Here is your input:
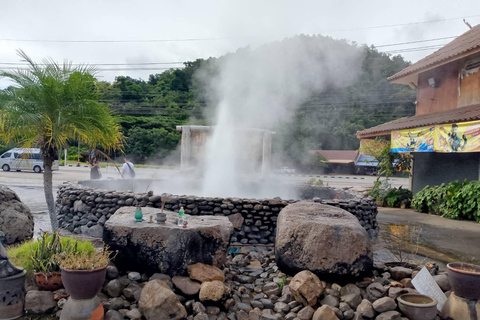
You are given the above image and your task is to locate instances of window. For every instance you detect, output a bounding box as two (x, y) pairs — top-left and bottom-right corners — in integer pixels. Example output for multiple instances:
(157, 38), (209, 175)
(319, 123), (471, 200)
(1, 152), (11, 158)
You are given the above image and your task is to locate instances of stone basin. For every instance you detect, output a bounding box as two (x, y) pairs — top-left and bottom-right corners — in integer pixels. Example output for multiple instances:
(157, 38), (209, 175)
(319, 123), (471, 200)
(103, 207), (233, 276)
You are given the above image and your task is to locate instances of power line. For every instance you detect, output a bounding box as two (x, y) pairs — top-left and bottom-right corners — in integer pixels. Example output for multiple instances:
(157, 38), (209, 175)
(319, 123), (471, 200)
(0, 15), (478, 44)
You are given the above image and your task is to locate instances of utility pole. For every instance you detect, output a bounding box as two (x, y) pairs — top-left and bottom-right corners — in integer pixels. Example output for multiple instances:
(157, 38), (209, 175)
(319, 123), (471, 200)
(76, 141), (80, 167)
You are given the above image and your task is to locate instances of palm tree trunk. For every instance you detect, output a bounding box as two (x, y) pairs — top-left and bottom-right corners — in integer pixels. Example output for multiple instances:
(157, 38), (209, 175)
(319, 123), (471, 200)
(43, 159), (59, 232)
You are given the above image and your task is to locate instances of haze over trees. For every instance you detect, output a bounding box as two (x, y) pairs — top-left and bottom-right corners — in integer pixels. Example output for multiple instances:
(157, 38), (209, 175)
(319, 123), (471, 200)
(0, 35), (416, 169)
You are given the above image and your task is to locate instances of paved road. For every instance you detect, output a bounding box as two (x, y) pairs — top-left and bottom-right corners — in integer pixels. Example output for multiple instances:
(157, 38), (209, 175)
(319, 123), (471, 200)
(377, 207), (480, 265)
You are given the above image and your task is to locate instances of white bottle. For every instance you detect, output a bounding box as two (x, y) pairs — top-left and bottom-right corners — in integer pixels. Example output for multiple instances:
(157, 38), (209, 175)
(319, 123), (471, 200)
(178, 207), (185, 227)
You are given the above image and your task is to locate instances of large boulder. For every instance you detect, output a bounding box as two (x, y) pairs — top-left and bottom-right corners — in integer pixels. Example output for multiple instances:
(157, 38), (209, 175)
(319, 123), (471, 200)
(139, 279), (187, 320)
(275, 201), (372, 281)
(104, 207), (233, 276)
(0, 187), (33, 245)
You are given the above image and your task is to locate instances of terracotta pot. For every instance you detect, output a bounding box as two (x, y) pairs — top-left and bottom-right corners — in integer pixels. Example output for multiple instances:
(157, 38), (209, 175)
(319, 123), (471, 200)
(376, 200), (383, 207)
(397, 293), (438, 320)
(61, 266), (107, 300)
(34, 272), (63, 291)
(447, 262), (480, 300)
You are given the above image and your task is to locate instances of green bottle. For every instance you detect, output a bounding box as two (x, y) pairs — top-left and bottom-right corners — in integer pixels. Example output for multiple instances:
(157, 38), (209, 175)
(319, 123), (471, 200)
(178, 207), (185, 227)
(135, 206), (143, 222)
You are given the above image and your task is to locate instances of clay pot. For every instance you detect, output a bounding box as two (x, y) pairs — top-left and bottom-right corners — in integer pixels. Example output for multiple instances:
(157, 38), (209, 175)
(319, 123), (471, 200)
(447, 262), (480, 300)
(61, 266), (107, 300)
(397, 293), (438, 320)
(34, 272), (63, 291)
(0, 269), (26, 320)
(376, 200), (383, 207)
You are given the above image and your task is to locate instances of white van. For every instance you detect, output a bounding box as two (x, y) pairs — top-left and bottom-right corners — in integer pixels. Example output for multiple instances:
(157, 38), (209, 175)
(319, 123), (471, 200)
(0, 148), (60, 173)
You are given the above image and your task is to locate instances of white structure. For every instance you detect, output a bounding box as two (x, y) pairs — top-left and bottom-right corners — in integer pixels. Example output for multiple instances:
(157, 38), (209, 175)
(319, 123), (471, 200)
(176, 125), (274, 176)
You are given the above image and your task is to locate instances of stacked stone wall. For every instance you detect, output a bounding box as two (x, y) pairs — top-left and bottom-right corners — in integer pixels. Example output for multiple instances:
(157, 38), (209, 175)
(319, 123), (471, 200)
(56, 181), (378, 242)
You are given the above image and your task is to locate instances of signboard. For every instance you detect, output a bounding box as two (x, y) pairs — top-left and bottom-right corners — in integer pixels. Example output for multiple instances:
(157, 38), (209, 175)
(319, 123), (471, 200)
(411, 267), (447, 311)
(391, 126), (435, 153)
(435, 120), (480, 152)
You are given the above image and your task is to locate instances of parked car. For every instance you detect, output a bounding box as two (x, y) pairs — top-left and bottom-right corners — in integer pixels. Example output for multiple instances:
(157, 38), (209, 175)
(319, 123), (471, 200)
(0, 148), (59, 173)
(274, 166), (296, 174)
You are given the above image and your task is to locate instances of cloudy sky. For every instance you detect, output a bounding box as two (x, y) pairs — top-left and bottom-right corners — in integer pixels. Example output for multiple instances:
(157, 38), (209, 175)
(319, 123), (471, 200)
(1, 0), (479, 88)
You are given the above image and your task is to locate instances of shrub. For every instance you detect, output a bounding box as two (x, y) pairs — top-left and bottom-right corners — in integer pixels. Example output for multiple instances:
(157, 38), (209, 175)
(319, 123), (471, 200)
(412, 180), (480, 222)
(56, 247), (115, 270)
(7, 232), (95, 276)
(384, 187), (413, 208)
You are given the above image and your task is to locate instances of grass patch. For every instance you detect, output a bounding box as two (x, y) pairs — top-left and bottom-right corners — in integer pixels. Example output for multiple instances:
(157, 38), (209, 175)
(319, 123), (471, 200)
(7, 236), (95, 277)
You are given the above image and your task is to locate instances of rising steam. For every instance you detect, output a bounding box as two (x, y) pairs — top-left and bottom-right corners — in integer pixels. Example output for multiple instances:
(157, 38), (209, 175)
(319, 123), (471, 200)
(198, 36), (365, 198)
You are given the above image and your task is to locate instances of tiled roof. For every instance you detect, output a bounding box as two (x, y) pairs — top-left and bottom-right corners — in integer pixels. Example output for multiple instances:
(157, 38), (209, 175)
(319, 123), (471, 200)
(388, 24), (480, 81)
(357, 104), (480, 137)
(310, 150), (359, 163)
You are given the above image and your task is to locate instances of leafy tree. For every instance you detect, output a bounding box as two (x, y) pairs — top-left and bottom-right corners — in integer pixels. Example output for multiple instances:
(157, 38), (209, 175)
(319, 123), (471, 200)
(0, 50), (123, 231)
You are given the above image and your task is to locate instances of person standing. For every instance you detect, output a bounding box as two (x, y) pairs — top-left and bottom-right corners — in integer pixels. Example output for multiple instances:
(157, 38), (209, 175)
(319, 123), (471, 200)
(122, 157), (135, 179)
(89, 157), (101, 179)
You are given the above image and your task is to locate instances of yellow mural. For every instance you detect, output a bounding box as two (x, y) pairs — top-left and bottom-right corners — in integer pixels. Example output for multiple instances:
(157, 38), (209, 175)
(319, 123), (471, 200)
(391, 126), (435, 153)
(435, 121), (480, 152)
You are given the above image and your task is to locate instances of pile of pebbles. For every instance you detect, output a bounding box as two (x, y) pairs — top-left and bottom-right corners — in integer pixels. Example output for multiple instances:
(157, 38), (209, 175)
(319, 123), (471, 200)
(23, 247), (451, 320)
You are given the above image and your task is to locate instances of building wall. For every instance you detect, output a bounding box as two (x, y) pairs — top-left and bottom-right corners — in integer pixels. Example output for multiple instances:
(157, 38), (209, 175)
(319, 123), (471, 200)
(458, 65), (480, 108)
(416, 61), (460, 115)
(412, 152), (480, 194)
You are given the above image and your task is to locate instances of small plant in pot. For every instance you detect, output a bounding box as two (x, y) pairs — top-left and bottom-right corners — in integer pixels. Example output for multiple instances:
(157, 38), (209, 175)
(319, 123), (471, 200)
(29, 232), (95, 291)
(56, 246), (117, 300)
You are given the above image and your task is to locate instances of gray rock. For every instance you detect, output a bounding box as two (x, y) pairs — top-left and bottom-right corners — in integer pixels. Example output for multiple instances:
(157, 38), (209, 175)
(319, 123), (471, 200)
(433, 274), (451, 292)
(275, 202), (372, 280)
(104, 207), (233, 276)
(126, 308), (142, 320)
(297, 306), (315, 320)
(25, 290), (57, 314)
(106, 265), (119, 279)
(375, 310), (401, 320)
(372, 297), (396, 313)
(139, 279), (187, 320)
(273, 301), (289, 313)
(194, 312), (209, 320)
(340, 284), (361, 297)
(173, 276), (202, 295)
(128, 272), (142, 281)
(341, 293), (362, 309)
(389, 267), (412, 280)
(0, 187), (34, 245)
(105, 310), (124, 320)
(321, 295), (339, 308)
(83, 224), (104, 238)
(356, 299), (375, 318)
(261, 309), (283, 320)
(106, 279), (127, 298)
(365, 282), (387, 302)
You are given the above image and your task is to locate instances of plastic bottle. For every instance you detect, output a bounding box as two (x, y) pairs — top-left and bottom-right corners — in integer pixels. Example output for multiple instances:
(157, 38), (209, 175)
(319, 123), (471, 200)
(178, 207), (185, 227)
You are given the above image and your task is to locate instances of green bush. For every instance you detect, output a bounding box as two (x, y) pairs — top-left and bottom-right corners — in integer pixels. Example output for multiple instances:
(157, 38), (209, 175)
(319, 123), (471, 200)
(412, 180), (480, 222)
(7, 232), (95, 276)
(384, 187), (413, 208)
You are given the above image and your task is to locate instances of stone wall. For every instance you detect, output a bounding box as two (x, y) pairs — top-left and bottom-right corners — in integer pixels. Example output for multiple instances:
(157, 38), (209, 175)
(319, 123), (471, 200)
(56, 181), (378, 242)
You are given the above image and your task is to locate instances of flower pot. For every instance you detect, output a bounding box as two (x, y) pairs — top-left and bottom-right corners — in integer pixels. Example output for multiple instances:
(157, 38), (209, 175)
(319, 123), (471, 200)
(35, 272), (63, 291)
(0, 269), (26, 320)
(376, 200), (383, 207)
(447, 262), (480, 300)
(397, 293), (438, 320)
(61, 266), (107, 300)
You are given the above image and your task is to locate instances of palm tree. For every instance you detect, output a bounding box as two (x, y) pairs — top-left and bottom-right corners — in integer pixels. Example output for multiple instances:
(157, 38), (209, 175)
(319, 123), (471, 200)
(0, 50), (123, 231)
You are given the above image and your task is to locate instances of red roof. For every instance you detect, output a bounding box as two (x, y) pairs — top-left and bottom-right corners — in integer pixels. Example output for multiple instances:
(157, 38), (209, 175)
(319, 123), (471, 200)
(357, 104), (480, 137)
(388, 24), (480, 82)
(310, 150), (359, 163)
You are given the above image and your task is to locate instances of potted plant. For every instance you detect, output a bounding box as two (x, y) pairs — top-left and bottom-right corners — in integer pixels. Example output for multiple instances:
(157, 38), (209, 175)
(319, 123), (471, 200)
(447, 262), (480, 300)
(29, 232), (95, 291)
(57, 247), (116, 299)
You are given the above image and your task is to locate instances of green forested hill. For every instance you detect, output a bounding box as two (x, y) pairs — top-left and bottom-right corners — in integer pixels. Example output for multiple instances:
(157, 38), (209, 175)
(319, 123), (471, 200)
(46, 35), (416, 165)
